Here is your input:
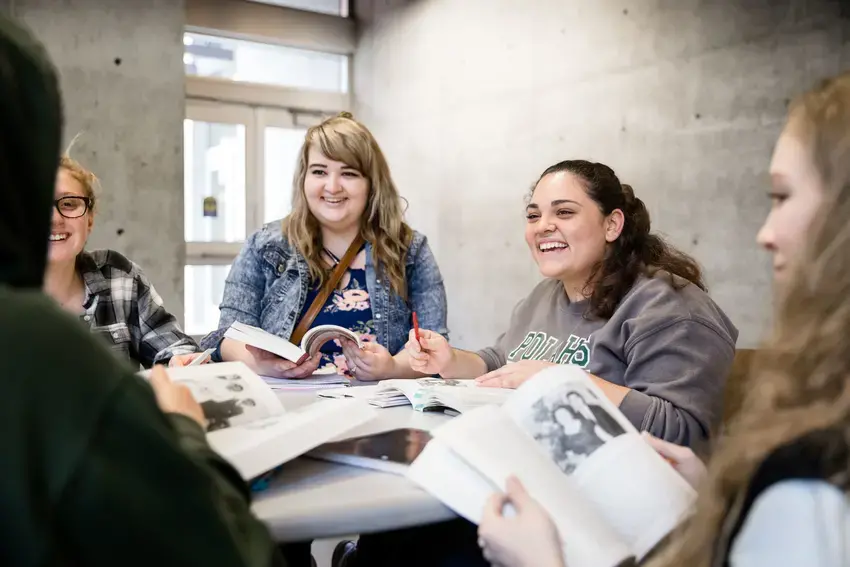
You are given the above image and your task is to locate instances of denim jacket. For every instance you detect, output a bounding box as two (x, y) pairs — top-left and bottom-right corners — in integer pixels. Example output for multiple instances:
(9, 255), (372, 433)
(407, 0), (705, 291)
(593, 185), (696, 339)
(201, 221), (449, 356)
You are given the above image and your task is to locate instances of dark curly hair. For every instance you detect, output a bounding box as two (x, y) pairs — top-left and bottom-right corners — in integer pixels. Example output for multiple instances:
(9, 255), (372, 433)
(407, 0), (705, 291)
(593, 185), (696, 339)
(532, 160), (706, 319)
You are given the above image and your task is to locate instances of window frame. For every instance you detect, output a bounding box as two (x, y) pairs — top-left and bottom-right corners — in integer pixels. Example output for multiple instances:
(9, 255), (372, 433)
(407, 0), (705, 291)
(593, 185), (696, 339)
(184, 100), (255, 262)
(185, 0), (355, 55)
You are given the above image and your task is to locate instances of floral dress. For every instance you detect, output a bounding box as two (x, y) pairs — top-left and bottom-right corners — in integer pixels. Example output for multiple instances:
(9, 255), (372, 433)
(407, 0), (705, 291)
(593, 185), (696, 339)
(298, 266), (376, 375)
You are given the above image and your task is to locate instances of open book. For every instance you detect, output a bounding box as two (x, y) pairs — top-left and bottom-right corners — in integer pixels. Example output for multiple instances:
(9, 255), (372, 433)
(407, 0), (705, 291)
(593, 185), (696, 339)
(407, 365), (696, 567)
(148, 361), (376, 480)
(318, 377), (514, 414)
(224, 321), (362, 365)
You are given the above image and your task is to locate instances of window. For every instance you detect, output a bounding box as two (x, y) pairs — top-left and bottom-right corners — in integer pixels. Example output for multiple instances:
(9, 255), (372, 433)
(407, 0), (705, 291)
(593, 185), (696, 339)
(184, 119), (247, 243)
(184, 101), (326, 336)
(245, 0), (349, 17)
(185, 264), (232, 337)
(264, 125), (307, 223)
(183, 17), (348, 335)
(184, 32), (348, 93)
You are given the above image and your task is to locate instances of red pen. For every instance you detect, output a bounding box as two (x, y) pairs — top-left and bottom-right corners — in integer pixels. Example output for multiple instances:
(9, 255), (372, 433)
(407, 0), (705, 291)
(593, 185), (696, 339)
(412, 311), (422, 343)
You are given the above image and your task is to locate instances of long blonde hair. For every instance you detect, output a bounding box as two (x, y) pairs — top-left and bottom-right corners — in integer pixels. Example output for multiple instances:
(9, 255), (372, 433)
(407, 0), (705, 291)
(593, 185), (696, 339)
(650, 72), (850, 566)
(283, 112), (413, 297)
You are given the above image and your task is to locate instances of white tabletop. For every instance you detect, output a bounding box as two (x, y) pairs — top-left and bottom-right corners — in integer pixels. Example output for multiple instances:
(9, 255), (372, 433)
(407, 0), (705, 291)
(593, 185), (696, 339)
(251, 389), (458, 542)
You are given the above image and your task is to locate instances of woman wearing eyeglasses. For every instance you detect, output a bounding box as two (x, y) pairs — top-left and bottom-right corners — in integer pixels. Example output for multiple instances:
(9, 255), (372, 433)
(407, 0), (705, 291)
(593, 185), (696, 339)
(43, 155), (203, 368)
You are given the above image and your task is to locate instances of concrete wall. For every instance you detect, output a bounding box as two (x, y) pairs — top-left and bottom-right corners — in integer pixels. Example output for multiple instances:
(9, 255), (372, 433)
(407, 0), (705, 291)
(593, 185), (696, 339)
(354, 0), (850, 349)
(3, 0), (187, 322)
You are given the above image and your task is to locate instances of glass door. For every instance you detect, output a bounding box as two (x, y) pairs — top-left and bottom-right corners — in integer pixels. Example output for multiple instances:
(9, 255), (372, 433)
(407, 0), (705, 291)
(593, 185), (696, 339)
(184, 101), (253, 336)
(183, 103), (327, 338)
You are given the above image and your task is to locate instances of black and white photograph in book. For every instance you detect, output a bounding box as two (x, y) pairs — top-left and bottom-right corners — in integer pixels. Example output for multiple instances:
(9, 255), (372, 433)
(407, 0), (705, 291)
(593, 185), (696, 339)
(179, 373), (265, 432)
(523, 383), (626, 474)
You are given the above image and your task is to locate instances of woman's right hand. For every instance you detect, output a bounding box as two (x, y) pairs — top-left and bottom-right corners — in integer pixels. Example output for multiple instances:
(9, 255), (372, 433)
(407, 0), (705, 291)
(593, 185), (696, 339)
(244, 345), (322, 379)
(149, 365), (207, 428)
(642, 432), (707, 488)
(478, 476), (565, 567)
(405, 328), (453, 375)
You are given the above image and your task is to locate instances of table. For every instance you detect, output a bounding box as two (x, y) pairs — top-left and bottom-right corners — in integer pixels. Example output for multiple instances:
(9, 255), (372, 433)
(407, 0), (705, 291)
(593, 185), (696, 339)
(251, 390), (458, 543)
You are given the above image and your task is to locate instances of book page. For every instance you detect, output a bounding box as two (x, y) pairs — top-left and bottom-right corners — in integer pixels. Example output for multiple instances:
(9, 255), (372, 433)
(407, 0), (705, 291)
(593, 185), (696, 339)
(300, 324), (362, 357)
(207, 398), (376, 480)
(225, 321), (308, 363)
(371, 378), (510, 413)
(146, 361), (283, 431)
(571, 432), (695, 560)
(503, 365), (636, 475)
(503, 365), (695, 558)
(407, 438), (500, 522)
(429, 405), (632, 567)
(430, 383), (513, 413)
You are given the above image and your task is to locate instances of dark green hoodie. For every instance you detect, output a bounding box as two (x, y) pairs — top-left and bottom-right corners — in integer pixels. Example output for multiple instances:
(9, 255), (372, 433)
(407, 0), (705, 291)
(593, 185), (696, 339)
(0, 16), (284, 567)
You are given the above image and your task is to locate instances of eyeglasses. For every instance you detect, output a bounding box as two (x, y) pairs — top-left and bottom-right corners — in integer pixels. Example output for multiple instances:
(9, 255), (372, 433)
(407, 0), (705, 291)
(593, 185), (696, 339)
(54, 196), (92, 219)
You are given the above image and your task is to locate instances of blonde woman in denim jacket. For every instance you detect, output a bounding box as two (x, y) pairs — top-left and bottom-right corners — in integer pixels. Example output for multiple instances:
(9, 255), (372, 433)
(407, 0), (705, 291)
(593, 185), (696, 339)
(201, 113), (448, 382)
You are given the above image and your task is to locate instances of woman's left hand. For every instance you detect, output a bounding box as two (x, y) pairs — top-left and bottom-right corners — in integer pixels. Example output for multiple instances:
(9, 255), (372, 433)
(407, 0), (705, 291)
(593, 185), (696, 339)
(340, 340), (396, 381)
(478, 476), (565, 567)
(475, 360), (555, 389)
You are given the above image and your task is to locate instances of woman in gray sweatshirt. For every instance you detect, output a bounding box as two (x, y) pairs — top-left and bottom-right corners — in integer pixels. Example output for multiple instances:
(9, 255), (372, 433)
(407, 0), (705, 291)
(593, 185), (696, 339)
(408, 160), (738, 447)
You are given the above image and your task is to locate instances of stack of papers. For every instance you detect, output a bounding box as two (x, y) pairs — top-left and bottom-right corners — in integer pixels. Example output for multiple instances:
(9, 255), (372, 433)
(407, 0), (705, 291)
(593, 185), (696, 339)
(368, 388), (421, 408)
(263, 373), (350, 391)
(318, 378), (514, 414)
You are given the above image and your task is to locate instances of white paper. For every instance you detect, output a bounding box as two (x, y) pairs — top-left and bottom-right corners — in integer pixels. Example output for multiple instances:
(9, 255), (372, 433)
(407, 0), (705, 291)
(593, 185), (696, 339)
(505, 365), (694, 558)
(154, 361), (284, 431)
(409, 365), (694, 565)
(407, 439), (499, 522)
(572, 433), (696, 559)
(368, 378), (513, 413)
(429, 384), (514, 413)
(208, 398), (377, 480)
(225, 321), (307, 363)
(263, 373), (350, 391)
(300, 324), (362, 357)
(431, 406), (632, 567)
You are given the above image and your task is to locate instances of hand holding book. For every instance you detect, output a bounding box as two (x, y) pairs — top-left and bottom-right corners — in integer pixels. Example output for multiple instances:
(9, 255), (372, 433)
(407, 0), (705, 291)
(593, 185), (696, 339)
(476, 439), (703, 567)
(244, 345), (322, 379)
(339, 339), (396, 380)
(478, 475), (566, 567)
(408, 365), (697, 567)
(224, 322), (360, 379)
(143, 361), (376, 481)
(148, 365), (207, 428)
(642, 433), (706, 488)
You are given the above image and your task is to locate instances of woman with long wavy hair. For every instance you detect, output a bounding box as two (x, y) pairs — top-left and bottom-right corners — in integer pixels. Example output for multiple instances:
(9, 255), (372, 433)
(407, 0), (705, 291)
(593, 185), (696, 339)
(202, 112), (448, 381)
(475, 71), (850, 567)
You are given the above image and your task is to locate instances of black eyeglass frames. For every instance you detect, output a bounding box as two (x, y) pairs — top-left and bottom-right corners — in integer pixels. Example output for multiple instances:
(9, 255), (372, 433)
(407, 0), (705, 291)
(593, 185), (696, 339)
(54, 196), (92, 219)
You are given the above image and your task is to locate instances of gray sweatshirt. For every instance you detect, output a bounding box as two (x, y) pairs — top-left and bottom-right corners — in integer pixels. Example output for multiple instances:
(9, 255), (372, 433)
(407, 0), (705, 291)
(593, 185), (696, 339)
(478, 273), (738, 447)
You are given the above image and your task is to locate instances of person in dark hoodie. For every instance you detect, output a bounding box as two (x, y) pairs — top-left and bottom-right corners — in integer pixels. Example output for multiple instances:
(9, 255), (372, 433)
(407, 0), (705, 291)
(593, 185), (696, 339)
(0, 15), (285, 567)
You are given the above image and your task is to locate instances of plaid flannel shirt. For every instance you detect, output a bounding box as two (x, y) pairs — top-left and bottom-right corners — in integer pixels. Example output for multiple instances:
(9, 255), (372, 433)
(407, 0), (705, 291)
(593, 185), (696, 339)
(77, 250), (198, 368)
